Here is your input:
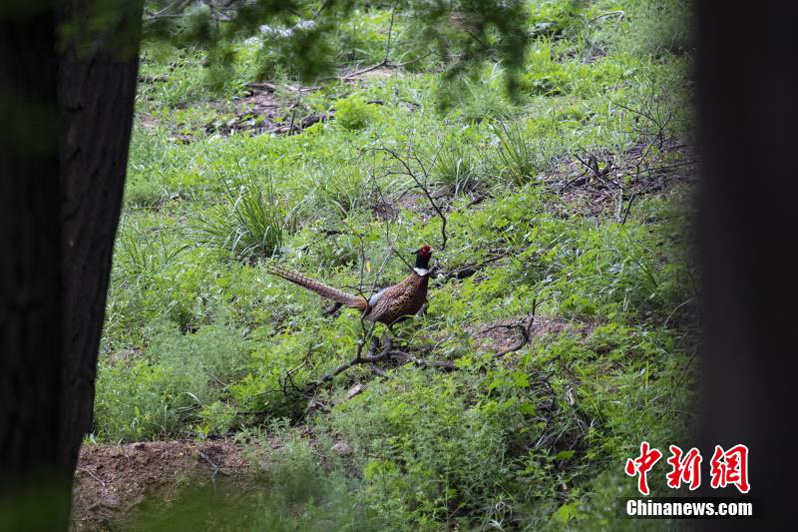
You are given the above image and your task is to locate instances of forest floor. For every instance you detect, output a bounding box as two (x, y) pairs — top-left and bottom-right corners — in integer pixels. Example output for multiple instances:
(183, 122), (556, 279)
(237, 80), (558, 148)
(72, 441), (250, 530)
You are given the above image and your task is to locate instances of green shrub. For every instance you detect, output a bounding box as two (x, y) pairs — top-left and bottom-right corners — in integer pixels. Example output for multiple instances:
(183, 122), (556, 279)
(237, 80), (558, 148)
(323, 370), (525, 526)
(94, 323), (251, 441)
(617, 0), (694, 58)
(521, 68), (570, 96)
(315, 162), (369, 216)
(335, 94), (375, 130)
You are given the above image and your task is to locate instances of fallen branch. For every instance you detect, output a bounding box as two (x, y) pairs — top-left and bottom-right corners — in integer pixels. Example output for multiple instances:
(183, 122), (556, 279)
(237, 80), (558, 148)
(437, 255), (503, 282)
(272, 111), (335, 135)
(391, 351), (456, 371)
(305, 335), (394, 392)
(341, 59), (390, 80)
(246, 82), (277, 93)
(590, 10), (625, 23)
(198, 450), (229, 477)
(78, 467), (106, 487)
(478, 302), (537, 358)
(574, 154), (620, 189)
(137, 75), (167, 84)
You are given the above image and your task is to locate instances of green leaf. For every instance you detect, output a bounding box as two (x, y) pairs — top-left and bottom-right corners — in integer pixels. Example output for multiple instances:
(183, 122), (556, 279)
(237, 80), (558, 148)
(555, 450), (575, 461)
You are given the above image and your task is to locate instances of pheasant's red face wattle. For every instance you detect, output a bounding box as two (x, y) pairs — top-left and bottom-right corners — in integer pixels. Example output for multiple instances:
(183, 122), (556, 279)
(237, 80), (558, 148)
(414, 245), (432, 270)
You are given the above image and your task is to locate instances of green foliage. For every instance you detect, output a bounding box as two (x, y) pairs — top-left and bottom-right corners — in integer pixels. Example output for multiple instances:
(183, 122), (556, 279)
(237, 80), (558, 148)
(492, 121), (545, 185)
(325, 371), (519, 525)
(196, 175), (288, 259)
(314, 162), (370, 216)
(527, 0), (589, 40)
(436, 70), (514, 122)
(334, 94), (375, 130)
(96, 0), (697, 528)
(143, 0), (533, 94)
(115, 219), (187, 286)
(432, 139), (481, 195)
(95, 323), (251, 441)
(617, 0), (694, 58)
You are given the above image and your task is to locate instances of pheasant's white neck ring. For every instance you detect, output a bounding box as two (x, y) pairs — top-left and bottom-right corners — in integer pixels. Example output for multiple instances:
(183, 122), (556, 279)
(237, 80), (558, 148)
(413, 245), (433, 276)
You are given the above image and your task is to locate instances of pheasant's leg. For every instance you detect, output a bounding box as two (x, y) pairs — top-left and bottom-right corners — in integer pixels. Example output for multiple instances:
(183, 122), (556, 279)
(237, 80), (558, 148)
(414, 302), (429, 318)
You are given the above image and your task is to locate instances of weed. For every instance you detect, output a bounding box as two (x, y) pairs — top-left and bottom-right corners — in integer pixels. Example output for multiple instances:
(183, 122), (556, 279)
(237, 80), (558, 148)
(196, 175), (287, 259)
(314, 162), (370, 217)
(432, 141), (481, 196)
(95, 1), (697, 528)
(115, 219), (187, 286)
(492, 121), (545, 185)
(94, 322), (250, 441)
(335, 94), (376, 130)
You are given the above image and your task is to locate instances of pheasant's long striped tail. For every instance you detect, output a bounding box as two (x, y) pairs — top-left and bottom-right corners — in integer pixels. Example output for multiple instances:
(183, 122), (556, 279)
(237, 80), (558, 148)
(266, 264), (367, 310)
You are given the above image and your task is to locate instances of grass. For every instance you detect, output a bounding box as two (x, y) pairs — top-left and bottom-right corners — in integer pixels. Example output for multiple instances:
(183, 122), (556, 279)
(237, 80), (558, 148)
(93, 0), (697, 528)
(432, 140), (482, 196)
(196, 175), (288, 259)
(493, 121), (545, 186)
(314, 162), (371, 217)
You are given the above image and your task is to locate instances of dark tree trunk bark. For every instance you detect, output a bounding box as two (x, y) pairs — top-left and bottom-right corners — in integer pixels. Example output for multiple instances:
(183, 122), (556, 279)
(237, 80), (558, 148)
(56, 0), (142, 469)
(0, 1), (142, 528)
(0, 3), (66, 524)
(694, 1), (797, 528)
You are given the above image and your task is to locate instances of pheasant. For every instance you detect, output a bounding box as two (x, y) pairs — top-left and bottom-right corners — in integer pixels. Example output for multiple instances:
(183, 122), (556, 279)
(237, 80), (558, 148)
(266, 245), (433, 327)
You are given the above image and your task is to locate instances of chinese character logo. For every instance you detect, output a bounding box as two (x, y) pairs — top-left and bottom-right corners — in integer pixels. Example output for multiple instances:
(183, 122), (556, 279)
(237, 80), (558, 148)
(625, 441), (663, 496)
(710, 444), (751, 494)
(666, 445), (703, 491)
(625, 442), (751, 495)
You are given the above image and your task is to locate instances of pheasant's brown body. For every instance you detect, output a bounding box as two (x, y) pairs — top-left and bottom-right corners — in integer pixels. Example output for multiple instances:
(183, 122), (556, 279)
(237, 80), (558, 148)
(266, 246), (432, 326)
(361, 272), (429, 324)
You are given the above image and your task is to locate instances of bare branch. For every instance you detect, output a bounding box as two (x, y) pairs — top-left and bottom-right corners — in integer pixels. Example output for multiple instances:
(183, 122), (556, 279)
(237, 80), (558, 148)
(384, 1), (399, 63)
(373, 142), (449, 251)
(478, 300), (537, 358)
(304, 335), (394, 392)
(589, 10), (625, 23)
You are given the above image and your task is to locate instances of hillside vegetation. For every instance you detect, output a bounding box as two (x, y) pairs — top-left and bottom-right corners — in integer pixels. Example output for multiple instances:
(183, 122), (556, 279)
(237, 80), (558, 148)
(89, 0), (697, 528)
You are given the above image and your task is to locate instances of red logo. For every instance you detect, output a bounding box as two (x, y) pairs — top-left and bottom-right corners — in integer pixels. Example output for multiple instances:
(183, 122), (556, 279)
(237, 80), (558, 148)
(625, 441), (663, 496)
(710, 444), (751, 494)
(626, 442), (750, 495)
(666, 445), (703, 491)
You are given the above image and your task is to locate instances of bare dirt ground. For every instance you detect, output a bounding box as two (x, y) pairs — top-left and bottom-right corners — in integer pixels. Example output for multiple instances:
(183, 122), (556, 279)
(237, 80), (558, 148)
(548, 138), (696, 219)
(71, 440), (249, 531)
(473, 315), (596, 355)
(171, 67), (395, 140)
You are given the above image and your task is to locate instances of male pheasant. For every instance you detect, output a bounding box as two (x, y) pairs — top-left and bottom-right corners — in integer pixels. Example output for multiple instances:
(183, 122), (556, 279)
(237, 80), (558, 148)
(266, 245), (433, 326)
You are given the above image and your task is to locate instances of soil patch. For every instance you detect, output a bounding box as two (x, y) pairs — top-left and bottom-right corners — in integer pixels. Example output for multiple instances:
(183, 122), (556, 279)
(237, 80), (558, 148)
(548, 138), (696, 218)
(473, 315), (595, 355)
(71, 440), (249, 531)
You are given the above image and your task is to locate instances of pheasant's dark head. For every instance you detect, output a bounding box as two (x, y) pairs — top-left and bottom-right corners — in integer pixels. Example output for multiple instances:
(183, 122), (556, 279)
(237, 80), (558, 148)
(413, 245), (432, 275)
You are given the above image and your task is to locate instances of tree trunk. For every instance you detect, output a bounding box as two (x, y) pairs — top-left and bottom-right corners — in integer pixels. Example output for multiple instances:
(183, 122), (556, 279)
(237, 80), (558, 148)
(694, 1), (797, 528)
(56, 0), (142, 468)
(0, 3), (67, 525)
(0, 1), (142, 528)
